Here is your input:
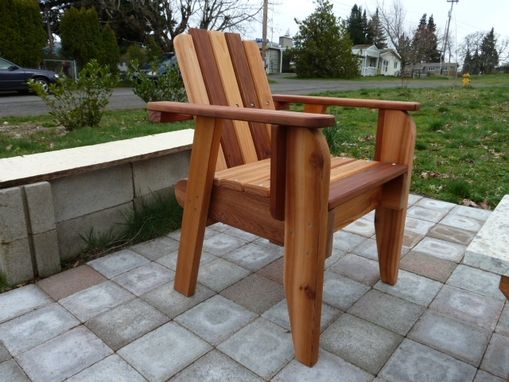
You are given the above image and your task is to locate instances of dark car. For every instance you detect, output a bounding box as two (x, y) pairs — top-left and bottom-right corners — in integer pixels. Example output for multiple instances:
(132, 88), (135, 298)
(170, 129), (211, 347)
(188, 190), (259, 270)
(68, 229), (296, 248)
(0, 57), (59, 93)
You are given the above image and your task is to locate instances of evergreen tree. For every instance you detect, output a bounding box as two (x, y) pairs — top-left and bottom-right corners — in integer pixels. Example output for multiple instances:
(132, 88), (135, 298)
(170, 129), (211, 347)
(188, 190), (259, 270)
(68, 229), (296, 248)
(411, 14), (440, 63)
(294, 0), (358, 78)
(99, 24), (120, 73)
(367, 8), (386, 48)
(346, 4), (368, 45)
(60, 7), (102, 67)
(0, 0), (46, 67)
(479, 28), (499, 73)
(463, 48), (472, 73)
(472, 49), (481, 74)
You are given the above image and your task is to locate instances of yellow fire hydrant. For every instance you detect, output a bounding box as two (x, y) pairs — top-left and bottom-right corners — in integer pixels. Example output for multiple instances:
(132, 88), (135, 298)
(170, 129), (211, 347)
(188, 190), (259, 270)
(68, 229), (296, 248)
(463, 73), (471, 87)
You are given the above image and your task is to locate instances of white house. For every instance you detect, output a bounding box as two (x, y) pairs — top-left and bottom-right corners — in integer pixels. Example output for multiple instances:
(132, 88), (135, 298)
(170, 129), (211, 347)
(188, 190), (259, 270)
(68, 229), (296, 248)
(352, 44), (379, 76)
(379, 49), (401, 76)
(352, 44), (401, 77)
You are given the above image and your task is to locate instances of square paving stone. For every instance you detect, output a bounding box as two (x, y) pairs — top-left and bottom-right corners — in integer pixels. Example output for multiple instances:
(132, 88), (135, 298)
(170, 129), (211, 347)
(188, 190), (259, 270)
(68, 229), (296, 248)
(262, 299), (339, 332)
(171, 350), (263, 382)
(0, 285), (52, 324)
(17, 326), (112, 382)
(332, 231), (365, 253)
(176, 295), (256, 345)
(348, 290), (424, 335)
(380, 339), (476, 382)
(0, 341), (10, 363)
(156, 250), (216, 271)
(323, 271), (370, 311)
(408, 194), (423, 205)
(272, 349), (373, 382)
(59, 281), (134, 322)
(130, 236), (180, 261)
(352, 238), (378, 261)
(430, 285), (504, 330)
(85, 298), (168, 350)
(402, 230), (424, 250)
(412, 237), (466, 262)
(112, 262), (175, 296)
(202, 232), (248, 257)
(416, 198), (456, 212)
(495, 304), (509, 337)
(450, 205), (491, 222)
(87, 249), (149, 279)
(0, 303), (79, 356)
(223, 242), (283, 271)
(221, 273), (285, 314)
(441, 214), (484, 233)
(257, 257), (284, 284)
(408, 311), (491, 366)
(118, 322), (211, 382)
(321, 313), (403, 375)
(405, 217), (436, 235)
(480, 333), (509, 379)
(66, 354), (146, 382)
(428, 224), (476, 245)
(222, 226), (260, 242)
(447, 265), (506, 300)
(198, 258), (250, 292)
(407, 206), (448, 223)
(400, 252), (456, 283)
(167, 227), (220, 241)
(141, 283), (214, 319)
(330, 254), (381, 286)
(343, 219), (375, 238)
(474, 370), (506, 382)
(218, 318), (294, 380)
(37, 265), (106, 301)
(325, 248), (347, 268)
(374, 270), (442, 306)
(0, 359), (29, 382)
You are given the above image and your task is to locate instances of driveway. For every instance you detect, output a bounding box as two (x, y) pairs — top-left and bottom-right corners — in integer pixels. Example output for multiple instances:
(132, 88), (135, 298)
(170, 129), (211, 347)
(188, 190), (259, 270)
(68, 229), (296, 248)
(0, 75), (460, 118)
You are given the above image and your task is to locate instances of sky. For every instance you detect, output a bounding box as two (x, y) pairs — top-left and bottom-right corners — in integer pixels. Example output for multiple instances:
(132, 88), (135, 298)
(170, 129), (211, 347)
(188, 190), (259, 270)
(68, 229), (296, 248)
(247, 0), (509, 62)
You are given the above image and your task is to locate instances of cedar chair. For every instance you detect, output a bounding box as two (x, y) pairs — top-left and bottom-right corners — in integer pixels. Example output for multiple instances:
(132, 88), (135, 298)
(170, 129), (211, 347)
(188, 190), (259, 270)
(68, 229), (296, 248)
(147, 28), (420, 366)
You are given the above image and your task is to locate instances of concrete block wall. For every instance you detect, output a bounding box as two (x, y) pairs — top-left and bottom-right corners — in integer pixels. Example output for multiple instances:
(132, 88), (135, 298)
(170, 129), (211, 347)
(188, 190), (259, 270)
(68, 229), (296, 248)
(0, 139), (191, 285)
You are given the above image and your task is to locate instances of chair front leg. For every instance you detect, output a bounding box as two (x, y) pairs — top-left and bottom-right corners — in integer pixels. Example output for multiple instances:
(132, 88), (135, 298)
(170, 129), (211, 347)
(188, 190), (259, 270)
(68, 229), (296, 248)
(174, 117), (223, 296)
(284, 127), (331, 366)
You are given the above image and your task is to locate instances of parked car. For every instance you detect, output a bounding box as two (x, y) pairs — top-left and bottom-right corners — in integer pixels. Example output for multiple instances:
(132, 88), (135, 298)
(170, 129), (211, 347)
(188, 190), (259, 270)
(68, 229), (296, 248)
(0, 57), (59, 93)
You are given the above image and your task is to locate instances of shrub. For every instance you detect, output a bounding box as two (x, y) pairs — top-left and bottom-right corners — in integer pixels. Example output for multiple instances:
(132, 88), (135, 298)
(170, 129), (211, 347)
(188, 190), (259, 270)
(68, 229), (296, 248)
(128, 60), (186, 103)
(30, 60), (118, 130)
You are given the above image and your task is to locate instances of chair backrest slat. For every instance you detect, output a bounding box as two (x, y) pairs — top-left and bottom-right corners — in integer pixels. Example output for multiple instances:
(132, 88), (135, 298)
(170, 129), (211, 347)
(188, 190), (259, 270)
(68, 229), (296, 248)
(225, 33), (271, 160)
(176, 29), (274, 169)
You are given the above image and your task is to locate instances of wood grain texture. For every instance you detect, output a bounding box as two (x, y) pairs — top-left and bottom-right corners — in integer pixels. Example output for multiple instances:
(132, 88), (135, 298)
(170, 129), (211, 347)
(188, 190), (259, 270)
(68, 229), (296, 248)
(226, 33), (271, 160)
(148, 101), (336, 128)
(174, 117), (223, 296)
(273, 94), (421, 111)
(174, 34), (227, 171)
(284, 127), (330, 366)
(244, 40), (274, 139)
(209, 31), (258, 164)
(271, 125), (287, 220)
(189, 28), (244, 167)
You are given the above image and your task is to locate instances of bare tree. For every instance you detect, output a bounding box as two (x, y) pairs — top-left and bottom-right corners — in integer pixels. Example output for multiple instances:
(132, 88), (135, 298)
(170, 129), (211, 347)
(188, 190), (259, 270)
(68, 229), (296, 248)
(377, 0), (412, 74)
(198, 0), (262, 32)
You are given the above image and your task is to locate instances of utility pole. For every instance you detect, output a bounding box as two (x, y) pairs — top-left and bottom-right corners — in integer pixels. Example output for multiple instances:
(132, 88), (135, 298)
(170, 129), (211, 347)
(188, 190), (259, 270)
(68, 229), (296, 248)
(441, 0), (459, 71)
(261, 0), (269, 70)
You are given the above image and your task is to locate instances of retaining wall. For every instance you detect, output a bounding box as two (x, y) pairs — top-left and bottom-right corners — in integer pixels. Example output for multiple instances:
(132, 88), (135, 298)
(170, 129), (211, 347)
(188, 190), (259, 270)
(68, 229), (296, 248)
(0, 130), (193, 285)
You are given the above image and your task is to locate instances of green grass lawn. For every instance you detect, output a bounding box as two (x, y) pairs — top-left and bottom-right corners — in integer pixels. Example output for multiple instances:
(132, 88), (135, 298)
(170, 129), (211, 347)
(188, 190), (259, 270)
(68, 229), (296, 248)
(0, 109), (193, 158)
(1, 75), (508, 208)
(320, 84), (508, 208)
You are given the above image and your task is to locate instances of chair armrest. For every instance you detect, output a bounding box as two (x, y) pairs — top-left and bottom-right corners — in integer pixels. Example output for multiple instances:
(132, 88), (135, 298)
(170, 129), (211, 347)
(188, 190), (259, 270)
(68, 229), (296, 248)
(272, 94), (420, 111)
(147, 101), (336, 128)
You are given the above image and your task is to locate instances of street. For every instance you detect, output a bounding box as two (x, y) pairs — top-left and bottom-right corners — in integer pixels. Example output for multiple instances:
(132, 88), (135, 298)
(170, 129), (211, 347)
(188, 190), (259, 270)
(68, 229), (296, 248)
(0, 74), (460, 118)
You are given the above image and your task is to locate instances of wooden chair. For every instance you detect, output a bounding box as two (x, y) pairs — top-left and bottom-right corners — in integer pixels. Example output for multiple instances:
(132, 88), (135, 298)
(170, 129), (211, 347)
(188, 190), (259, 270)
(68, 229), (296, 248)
(147, 28), (420, 366)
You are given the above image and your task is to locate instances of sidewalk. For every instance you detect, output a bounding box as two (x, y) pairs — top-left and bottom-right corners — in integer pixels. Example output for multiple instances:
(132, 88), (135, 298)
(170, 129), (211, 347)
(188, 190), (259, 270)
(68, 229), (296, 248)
(0, 195), (507, 381)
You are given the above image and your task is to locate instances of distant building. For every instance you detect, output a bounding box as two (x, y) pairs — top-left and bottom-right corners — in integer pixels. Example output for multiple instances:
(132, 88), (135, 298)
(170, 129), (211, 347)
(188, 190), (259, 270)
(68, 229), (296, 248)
(256, 37), (291, 74)
(405, 62), (458, 77)
(352, 44), (401, 77)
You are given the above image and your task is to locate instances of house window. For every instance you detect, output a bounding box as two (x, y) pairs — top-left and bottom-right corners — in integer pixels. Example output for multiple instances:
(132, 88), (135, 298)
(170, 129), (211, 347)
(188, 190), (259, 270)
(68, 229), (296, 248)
(383, 60), (388, 72)
(394, 62), (398, 69)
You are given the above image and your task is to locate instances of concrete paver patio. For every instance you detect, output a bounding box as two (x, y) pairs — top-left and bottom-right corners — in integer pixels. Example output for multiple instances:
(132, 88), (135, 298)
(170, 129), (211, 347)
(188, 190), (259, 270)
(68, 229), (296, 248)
(0, 195), (507, 381)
